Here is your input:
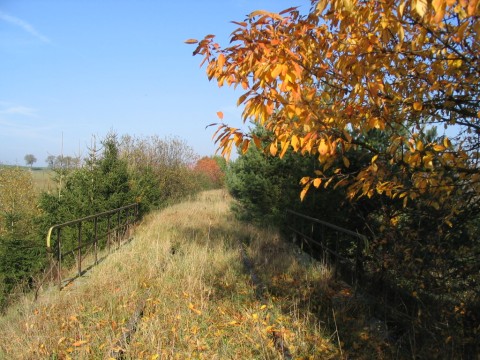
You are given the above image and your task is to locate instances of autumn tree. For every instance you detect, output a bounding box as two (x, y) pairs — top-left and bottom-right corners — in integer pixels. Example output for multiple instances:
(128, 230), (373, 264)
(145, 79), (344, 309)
(194, 156), (225, 189)
(189, 0), (479, 225)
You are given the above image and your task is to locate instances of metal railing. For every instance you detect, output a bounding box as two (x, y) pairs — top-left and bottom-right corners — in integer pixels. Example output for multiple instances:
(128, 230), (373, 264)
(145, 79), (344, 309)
(46, 203), (139, 289)
(286, 209), (368, 286)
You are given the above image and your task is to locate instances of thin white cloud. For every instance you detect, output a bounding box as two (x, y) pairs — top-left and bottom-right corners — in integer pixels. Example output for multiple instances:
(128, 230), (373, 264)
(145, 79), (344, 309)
(0, 11), (51, 43)
(0, 105), (38, 117)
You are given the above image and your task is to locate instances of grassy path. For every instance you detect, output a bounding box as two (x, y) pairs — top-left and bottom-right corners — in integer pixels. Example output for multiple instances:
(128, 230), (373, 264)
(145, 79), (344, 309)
(0, 190), (389, 359)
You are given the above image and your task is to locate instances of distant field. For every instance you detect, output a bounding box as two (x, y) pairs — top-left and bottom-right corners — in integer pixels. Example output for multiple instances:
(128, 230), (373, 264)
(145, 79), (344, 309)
(0, 165), (55, 193)
(30, 168), (55, 193)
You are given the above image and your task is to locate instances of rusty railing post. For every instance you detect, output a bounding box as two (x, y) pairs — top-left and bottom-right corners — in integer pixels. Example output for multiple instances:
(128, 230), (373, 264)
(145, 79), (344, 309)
(78, 222), (82, 276)
(94, 216), (98, 265)
(57, 228), (62, 290)
(354, 235), (364, 290)
(335, 233), (339, 279)
(116, 210), (121, 248)
(107, 215), (111, 253)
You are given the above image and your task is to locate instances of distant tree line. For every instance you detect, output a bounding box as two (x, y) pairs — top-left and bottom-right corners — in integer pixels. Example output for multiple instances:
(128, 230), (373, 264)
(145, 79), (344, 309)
(45, 154), (81, 170)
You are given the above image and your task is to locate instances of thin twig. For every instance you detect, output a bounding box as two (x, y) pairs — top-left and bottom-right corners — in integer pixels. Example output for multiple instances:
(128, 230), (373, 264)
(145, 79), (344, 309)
(332, 308), (343, 358)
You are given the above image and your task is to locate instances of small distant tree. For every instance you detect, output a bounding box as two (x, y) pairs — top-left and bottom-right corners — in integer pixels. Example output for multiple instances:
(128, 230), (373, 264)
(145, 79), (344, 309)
(24, 154), (37, 169)
(45, 155), (55, 169)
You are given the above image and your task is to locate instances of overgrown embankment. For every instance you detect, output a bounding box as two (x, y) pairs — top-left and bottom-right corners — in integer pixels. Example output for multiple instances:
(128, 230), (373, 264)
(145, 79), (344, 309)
(0, 190), (390, 359)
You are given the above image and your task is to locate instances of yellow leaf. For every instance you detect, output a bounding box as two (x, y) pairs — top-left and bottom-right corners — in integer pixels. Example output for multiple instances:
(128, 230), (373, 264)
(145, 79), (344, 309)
(416, 140), (424, 151)
(72, 340), (88, 347)
(313, 178), (322, 188)
(271, 64), (283, 79)
(279, 141), (289, 158)
(250, 10), (279, 19)
(291, 135), (300, 151)
(316, 0), (328, 13)
(216, 111), (224, 120)
(233, 133), (242, 146)
(241, 139), (250, 154)
(300, 176), (310, 185)
(217, 53), (226, 68)
(456, 20), (470, 42)
(398, 1), (406, 16)
(433, 144), (446, 151)
(415, 0), (428, 17)
(188, 303), (202, 315)
(413, 101), (423, 111)
(342, 156), (350, 168)
(252, 135), (262, 148)
(260, 304), (267, 310)
(300, 183), (311, 201)
(270, 142), (278, 156)
(443, 137), (452, 148)
(318, 139), (328, 155)
(432, 0), (446, 22)
(184, 38), (198, 44)
(468, 0), (478, 16)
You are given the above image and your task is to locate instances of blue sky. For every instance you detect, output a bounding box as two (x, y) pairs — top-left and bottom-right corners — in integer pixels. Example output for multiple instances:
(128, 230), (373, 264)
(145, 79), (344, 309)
(0, 0), (306, 166)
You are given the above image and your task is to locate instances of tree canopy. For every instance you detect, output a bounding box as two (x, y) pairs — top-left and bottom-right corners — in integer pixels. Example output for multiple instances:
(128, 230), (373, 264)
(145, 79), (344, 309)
(189, 0), (480, 225)
(24, 154), (37, 168)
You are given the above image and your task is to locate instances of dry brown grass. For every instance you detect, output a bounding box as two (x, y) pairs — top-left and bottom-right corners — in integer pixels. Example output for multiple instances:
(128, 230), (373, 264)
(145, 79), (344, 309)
(30, 169), (56, 193)
(0, 190), (340, 359)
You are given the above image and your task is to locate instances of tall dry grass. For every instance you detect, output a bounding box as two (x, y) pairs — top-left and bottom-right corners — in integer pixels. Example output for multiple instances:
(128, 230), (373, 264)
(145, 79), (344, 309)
(0, 190), (339, 359)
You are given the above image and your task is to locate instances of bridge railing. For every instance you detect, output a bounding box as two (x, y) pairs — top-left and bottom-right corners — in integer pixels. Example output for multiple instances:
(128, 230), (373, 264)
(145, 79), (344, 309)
(46, 203), (139, 289)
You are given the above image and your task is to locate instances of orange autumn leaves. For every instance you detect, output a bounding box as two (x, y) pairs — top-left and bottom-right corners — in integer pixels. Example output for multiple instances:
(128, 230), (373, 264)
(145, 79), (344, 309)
(194, 156), (225, 189)
(189, 0), (479, 213)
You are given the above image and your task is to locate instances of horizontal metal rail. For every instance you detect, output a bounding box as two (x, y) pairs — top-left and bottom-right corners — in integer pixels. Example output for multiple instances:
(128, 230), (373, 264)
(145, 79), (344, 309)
(285, 209), (367, 287)
(46, 203), (138, 249)
(46, 203), (139, 289)
(287, 226), (353, 264)
(286, 209), (367, 241)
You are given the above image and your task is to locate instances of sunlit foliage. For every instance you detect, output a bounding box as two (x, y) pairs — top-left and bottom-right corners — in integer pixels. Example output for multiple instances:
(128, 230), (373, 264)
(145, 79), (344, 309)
(190, 0), (479, 224)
